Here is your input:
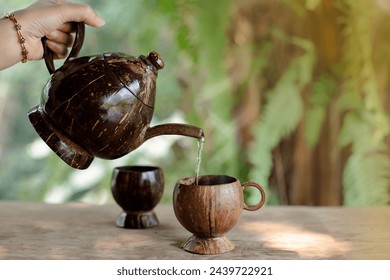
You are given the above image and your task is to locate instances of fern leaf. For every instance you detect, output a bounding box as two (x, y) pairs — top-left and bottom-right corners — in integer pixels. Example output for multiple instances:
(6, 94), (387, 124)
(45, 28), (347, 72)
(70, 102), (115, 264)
(343, 152), (390, 205)
(304, 75), (336, 147)
(249, 46), (314, 201)
(340, 113), (390, 205)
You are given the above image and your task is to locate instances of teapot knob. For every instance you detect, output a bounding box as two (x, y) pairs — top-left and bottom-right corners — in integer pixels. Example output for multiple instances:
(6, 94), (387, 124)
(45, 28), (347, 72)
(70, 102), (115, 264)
(147, 51), (164, 70)
(42, 22), (85, 74)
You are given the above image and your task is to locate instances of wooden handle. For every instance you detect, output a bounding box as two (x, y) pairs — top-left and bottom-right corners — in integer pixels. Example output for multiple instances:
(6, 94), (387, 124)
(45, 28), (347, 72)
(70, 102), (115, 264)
(242, 181), (266, 211)
(42, 22), (85, 74)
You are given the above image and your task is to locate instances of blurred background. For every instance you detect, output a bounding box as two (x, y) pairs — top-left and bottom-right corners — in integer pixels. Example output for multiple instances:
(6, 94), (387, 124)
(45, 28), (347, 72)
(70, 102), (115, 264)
(0, 0), (389, 206)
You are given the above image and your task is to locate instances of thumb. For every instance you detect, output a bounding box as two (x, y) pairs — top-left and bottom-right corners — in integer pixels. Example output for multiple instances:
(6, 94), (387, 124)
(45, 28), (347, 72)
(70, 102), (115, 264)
(60, 2), (105, 28)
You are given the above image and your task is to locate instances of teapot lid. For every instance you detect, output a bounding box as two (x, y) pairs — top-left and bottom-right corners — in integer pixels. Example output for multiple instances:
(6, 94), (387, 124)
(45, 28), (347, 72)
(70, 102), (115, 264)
(103, 52), (164, 108)
(42, 22), (164, 109)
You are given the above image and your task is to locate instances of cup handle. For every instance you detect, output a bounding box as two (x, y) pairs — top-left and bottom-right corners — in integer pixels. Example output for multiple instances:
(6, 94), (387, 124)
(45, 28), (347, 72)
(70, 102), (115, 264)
(242, 181), (266, 211)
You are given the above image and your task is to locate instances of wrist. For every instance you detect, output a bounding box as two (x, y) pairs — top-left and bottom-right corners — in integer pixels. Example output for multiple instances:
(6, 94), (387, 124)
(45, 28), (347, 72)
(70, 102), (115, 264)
(0, 16), (24, 69)
(12, 10), (44, 61)
(2, 13), (29, 63)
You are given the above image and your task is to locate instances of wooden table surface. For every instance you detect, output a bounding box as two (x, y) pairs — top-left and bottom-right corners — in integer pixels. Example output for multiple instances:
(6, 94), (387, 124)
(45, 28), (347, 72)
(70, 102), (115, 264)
(0, 201), (389, 260)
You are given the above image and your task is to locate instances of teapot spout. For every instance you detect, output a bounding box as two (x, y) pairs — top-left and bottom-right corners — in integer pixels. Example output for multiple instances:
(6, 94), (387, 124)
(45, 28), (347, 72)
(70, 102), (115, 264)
(145, 123), (204, 142)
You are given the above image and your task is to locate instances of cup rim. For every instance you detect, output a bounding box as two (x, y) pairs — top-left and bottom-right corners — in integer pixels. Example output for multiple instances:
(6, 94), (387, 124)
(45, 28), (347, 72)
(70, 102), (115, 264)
(177, 174), (237, 186)
(114, 165), (161, 173)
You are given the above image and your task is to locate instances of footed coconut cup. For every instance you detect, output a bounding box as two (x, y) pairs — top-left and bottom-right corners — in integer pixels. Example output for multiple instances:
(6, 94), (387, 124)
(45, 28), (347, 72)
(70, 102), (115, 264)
(173, 175), (266, 255)
(111, 166), (164, 229)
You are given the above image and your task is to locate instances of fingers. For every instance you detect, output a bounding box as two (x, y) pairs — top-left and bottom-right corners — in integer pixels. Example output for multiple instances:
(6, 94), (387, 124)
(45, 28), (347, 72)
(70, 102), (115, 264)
(46, 3), (105, 60)
(46, 29), (73, 47)
(57, 22), (74, 33)
(61, 3), (105, 28)
(45, 40), (69, 59)
(45, 26), (73, 59)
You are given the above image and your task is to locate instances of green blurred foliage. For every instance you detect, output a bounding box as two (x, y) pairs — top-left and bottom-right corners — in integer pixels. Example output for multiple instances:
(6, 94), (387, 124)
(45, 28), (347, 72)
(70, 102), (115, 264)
(0, 0), (389, 206)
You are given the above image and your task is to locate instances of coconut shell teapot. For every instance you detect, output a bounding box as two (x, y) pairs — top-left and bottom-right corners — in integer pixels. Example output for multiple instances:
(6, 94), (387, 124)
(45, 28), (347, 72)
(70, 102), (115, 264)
(28, 23), (204, 169)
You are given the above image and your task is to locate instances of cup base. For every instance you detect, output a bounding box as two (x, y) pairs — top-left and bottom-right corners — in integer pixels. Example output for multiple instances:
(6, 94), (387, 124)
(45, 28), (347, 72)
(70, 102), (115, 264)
(181, 235), (234, 255)
(116, 211), (159, 229)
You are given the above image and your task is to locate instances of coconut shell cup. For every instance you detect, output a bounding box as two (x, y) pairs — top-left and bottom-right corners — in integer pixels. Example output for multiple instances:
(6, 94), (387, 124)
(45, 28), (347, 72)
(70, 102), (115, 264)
(173, 175), (266, 255)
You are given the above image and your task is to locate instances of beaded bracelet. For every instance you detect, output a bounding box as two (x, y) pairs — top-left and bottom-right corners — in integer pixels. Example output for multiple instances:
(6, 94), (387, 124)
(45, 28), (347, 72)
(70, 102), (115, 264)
(2, 13), (29, 63)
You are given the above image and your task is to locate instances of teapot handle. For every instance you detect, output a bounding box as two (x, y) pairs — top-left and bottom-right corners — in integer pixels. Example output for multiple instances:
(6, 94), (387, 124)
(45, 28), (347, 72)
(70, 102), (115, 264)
(41, 22), (85, 74)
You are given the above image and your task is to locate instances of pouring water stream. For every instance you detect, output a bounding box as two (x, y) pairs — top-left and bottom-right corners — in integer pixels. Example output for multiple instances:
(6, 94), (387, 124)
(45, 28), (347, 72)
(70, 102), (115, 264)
(195, 136), (205, 185)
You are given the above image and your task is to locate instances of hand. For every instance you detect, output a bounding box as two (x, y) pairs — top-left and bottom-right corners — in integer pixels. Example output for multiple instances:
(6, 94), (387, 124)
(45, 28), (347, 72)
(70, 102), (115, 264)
(0, 0), (105, 70)
(17, 0), (105, 60)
